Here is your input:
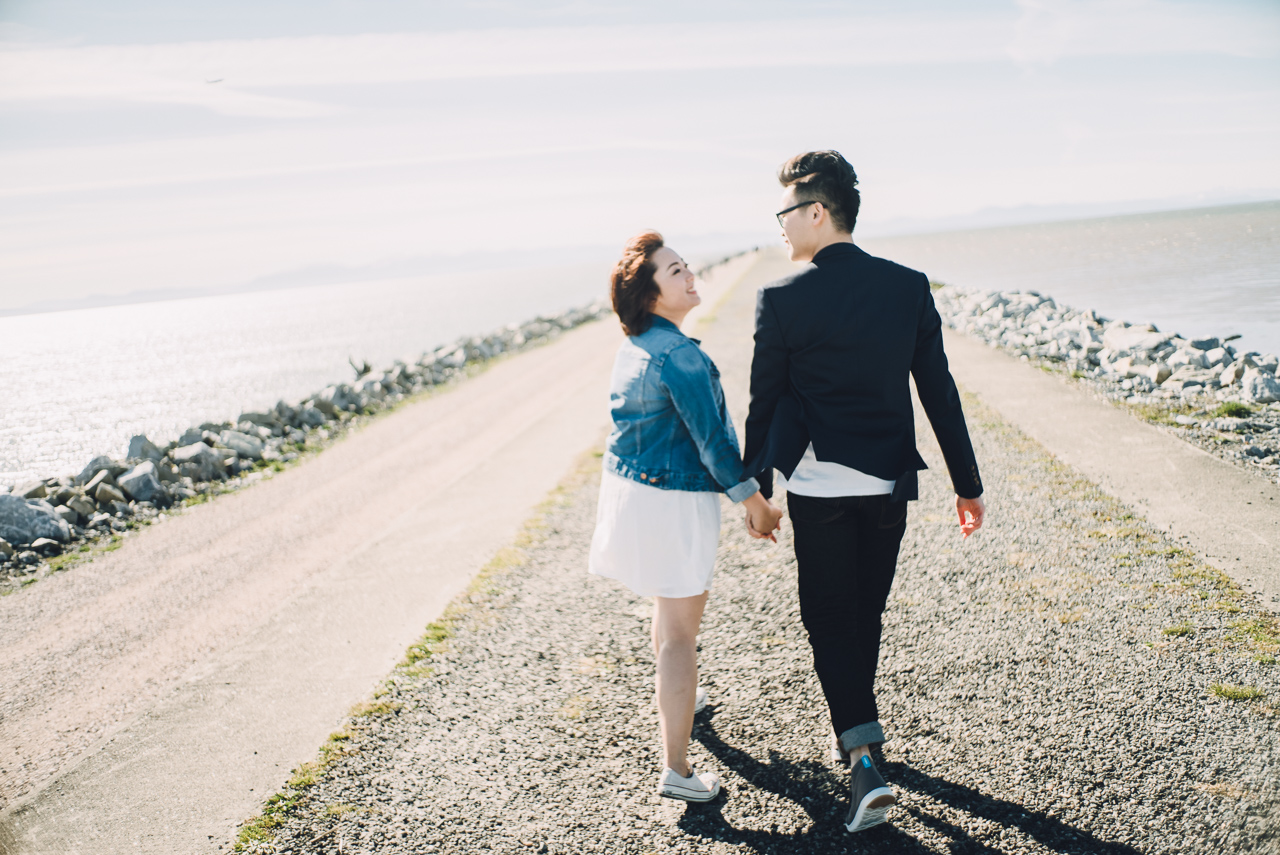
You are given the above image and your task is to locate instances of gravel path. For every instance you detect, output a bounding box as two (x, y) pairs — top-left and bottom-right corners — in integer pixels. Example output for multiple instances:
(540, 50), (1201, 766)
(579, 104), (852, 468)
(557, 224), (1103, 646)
(234, 265), (1279, 855)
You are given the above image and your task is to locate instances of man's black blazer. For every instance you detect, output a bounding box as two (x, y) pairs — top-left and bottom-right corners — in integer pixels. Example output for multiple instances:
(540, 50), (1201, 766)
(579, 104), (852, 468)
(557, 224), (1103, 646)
(744, 242), (982, 502)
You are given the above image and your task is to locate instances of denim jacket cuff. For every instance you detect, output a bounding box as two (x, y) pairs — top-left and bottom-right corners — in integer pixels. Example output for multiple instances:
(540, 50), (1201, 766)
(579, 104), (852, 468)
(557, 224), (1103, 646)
(726, 477), (760, 504)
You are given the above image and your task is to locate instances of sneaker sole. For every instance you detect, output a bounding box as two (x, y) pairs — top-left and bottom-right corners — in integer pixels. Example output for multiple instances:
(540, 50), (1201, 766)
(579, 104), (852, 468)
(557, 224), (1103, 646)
(845, 790), (896, 833)
(658, 783), (720, 803)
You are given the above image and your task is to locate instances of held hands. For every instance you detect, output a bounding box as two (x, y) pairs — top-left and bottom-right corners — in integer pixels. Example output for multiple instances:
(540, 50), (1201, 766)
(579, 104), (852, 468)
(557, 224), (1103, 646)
(743, 492), (783, 543)
(956, 495), (986, 538)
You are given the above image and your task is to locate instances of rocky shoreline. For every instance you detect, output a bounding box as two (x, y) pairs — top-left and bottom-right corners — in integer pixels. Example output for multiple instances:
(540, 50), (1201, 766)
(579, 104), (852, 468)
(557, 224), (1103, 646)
(0, 299), (610, 593)
(933, 285), (1280, 483)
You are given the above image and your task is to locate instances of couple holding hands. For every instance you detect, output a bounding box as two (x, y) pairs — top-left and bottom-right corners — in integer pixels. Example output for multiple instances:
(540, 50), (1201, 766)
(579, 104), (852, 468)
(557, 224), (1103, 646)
(587, 150), (985, 834)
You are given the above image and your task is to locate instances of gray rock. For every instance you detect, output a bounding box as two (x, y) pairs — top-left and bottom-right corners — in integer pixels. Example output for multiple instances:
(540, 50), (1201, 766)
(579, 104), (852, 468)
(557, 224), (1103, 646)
(83, 469), (117, 497)
(1188, 336), (1220, 350)
(178, 427), (206, 446)
(94, 482), (126, 506)
(127, 434), (164, 462)
(0, 539), (12, 558)
(15, 481), (47, 499)
(298, 406), (326, 428)
(1242, 368), (1280, 404)
(53, 505), (78, 525)
(218, 430), (265, 460)
(171, 442), (226, 481)
(17, 551), (38, 566)
(66, 494), (96, 519)
(1259, 353), (1280, 375)
(1220, 361), (1248, 386)
(75, 455), (127, 486)
(0, 494), (72, 544)
(1146, 362), (1173, 385)
(1101, 326), (1170, 354)
(238, 412), (281, 430)
(30, 537), (62, 557)
(118, 461), (166, 503)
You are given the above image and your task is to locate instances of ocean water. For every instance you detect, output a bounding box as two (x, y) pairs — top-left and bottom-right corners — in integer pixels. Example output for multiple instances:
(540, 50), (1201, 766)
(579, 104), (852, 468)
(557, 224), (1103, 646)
(0, 262), (610, 485)
(5, 201), (1278, 486)
(861, 201), (1280, 357)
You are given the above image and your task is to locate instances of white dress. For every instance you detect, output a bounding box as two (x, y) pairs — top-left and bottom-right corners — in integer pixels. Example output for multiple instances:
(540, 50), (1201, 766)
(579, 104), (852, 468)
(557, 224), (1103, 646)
(588, 469), (721, 598)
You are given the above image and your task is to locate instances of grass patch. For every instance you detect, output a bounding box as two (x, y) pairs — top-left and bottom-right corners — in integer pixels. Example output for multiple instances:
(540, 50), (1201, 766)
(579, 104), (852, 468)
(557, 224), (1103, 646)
(1212, 402), (1253, 419)
(1255, 654), (1277, 665)
(1163, 622), (1194, 637)
(1229, 617), (1280, 651)
(1209, 683), (1265, 702)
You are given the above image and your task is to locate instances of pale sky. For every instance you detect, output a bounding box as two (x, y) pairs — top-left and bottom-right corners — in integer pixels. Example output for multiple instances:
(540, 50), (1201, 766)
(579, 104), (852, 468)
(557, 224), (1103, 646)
(1, 0), (1278, 310)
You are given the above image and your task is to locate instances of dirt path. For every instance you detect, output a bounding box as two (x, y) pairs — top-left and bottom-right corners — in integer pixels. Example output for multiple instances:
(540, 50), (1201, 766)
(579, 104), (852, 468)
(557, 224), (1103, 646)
(239, 248), (1278, 854)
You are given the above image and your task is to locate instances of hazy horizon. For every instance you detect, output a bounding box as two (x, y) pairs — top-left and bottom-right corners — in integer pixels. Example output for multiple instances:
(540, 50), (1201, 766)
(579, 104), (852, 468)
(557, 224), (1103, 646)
(2, 0), (1278, 312)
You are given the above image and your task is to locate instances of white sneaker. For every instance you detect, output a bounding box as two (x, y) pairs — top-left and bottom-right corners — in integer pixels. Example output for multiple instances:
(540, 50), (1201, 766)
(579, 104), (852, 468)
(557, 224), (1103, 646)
(694, 685), (708, 714)
(658, 765), (720, 802)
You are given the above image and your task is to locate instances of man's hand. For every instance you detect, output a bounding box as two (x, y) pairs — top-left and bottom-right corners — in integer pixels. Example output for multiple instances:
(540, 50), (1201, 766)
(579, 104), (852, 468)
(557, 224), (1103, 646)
(956, 495), (985, 538)
(743, 492), (783, 542)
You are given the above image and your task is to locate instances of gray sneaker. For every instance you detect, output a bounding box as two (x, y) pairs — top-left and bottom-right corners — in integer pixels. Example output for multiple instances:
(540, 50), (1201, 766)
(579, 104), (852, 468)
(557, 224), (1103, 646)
(845, 755), (896, 832)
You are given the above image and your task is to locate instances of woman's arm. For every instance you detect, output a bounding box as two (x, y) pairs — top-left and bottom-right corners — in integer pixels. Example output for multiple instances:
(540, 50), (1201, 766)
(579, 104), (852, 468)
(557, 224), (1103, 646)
(660, 343), (759, 503)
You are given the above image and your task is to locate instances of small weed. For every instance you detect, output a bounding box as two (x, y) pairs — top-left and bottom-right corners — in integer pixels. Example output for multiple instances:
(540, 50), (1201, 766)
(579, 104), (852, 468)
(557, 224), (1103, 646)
(1210, 683), (1265, 702)
(1212, 402), (1253, 419)
(1229, 618), (1280, 651)
(1163, 623), (1195, 638)
(1255, 654), (1277, 665)
(349, 699), (402, 718)
(1071, 370), (1087, 379)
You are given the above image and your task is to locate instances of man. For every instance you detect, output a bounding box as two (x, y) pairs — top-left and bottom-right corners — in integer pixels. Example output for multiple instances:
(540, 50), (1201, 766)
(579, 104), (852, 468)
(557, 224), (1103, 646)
(743, 150), (985, 833)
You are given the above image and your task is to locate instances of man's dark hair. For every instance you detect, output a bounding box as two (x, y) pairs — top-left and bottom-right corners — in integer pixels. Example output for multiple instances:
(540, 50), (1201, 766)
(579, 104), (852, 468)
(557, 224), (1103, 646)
(777, 150), (860, 233)
(609, 230), (665, 336)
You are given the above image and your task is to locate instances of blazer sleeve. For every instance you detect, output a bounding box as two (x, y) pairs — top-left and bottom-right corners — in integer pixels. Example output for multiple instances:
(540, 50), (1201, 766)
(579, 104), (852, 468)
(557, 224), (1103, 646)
(910, 278), (984, 499)
(744, 286), (788, 499)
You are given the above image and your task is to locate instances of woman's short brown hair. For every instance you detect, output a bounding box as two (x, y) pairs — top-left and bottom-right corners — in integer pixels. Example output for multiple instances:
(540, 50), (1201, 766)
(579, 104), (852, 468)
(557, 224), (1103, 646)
(609, 230), (665, 336)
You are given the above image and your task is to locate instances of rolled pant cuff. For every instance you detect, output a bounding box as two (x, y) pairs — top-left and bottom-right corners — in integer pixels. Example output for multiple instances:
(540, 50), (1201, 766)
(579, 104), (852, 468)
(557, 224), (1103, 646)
(839, 721), (886, 753)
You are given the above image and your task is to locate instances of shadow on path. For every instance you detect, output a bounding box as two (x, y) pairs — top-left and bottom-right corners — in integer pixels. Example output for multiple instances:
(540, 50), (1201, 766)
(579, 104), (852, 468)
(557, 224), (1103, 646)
(672, 714), (1142, 854)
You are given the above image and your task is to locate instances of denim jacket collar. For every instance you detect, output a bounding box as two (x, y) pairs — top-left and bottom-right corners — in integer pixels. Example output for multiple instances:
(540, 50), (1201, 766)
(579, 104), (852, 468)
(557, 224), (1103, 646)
(645, 314), (700, 345)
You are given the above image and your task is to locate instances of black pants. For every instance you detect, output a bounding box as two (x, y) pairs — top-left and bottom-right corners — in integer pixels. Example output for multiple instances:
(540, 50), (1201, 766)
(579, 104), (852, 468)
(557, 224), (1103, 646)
(787, 491), (907, 749)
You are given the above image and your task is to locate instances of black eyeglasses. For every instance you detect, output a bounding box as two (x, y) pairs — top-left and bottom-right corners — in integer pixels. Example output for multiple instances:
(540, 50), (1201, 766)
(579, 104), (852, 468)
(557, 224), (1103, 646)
(776, 200), (819, 226)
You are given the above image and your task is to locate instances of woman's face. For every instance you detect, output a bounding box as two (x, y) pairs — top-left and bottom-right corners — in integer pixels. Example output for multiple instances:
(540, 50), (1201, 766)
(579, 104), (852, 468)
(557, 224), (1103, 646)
(649, 246), (700, 321)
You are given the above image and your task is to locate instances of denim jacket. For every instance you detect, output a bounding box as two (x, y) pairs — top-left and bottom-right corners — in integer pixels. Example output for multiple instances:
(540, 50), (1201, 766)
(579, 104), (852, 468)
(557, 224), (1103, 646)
(604, 315), (760, 503)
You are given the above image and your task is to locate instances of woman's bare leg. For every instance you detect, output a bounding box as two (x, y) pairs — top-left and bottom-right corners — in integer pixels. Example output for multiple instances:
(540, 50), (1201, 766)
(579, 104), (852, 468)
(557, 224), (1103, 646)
(653, 592), (708, 776)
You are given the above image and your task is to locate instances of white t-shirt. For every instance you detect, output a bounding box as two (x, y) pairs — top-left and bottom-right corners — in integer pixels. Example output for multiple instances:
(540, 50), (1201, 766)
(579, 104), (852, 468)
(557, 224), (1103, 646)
(782, 442), (895, 497)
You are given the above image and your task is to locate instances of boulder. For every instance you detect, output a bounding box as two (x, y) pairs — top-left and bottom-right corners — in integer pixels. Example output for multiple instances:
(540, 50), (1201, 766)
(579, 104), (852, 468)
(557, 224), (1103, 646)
(0, 494), (72, 544)
(1146, 362), (1173, 385)
(31, 537), (62, 557)
(118, 461), (166, 503)
(66, 494), (96, 519)
(238, 412), (281, 430)
(1242, 368), (1280, 404)
(219, 430), (265, 460)
(75, 456), (127, 486)
(15, 481), (47, 499)
(1188, 336), (1220, 351)
(1259, 353), (1280, 375)
(94, 482), (126, 506)
(1221, 361), (1248, 386)
(171, 442), (226, 481)
(127, 435), (164, 462)
(0, 539), (13, 558)
(53, 505), (78, 525)
(298, 406), (326, 428)
(1203, 347), (1228, 368)
(178, 427), (206, 446)
(84, 469), (117, 497)
(1101, 326), (1170, 355)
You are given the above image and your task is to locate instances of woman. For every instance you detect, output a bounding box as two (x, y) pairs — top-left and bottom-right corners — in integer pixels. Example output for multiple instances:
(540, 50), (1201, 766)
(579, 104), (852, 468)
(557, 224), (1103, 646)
(589, 230), (783, 802)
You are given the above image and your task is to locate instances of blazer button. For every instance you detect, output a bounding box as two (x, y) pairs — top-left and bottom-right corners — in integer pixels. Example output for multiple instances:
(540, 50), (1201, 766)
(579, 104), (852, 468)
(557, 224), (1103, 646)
(640, 473), (648, 480)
